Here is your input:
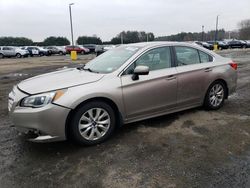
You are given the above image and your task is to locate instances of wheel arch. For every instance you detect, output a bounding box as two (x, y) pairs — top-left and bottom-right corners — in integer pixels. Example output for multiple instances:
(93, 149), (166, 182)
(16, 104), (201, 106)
(65, 97), (123, 139)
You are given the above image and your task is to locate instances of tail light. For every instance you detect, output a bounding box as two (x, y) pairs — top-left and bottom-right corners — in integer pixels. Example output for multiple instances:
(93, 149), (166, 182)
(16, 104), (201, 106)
(229, 62), (237, 70)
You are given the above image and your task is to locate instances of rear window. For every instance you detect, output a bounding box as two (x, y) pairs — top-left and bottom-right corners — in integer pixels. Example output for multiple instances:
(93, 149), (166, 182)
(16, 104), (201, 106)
(198, 50), (213, 63)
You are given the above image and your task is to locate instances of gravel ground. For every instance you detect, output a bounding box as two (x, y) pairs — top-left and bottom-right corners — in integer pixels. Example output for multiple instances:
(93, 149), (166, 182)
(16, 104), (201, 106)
(0, 50), (250, 188)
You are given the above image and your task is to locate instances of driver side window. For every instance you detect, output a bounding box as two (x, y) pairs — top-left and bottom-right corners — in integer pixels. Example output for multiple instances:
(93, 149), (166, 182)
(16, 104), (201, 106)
(124, 46), (171, 75)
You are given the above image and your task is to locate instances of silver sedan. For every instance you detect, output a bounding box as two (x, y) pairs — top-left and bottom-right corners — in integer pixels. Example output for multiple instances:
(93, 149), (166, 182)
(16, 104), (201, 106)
(8, 42), (237, 145)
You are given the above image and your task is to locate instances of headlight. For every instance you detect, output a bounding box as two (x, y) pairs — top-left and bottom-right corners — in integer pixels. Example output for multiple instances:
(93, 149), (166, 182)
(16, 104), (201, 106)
(20, 89), (66, 108)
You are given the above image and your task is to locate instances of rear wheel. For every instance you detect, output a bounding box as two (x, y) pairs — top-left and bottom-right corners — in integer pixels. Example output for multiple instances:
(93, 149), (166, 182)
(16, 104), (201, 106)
(204, 81), (226, 110)
(0, 53), (4, 58)
(69, 101), (116, 145)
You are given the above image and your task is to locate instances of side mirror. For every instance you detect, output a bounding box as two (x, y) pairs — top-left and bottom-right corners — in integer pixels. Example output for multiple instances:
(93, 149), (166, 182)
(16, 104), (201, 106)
(132, 65), (149, 80)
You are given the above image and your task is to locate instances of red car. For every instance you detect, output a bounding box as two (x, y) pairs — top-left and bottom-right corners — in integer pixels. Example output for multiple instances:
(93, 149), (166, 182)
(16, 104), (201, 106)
(65, 45), (90, 54)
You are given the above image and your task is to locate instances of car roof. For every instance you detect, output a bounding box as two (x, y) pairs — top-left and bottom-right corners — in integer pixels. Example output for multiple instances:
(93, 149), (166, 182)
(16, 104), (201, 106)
(124, 41), (205, 49)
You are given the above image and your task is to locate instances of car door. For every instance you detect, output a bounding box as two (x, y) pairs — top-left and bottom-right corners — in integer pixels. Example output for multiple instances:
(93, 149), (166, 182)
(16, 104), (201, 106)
(32, 47), (39, 55)
(121, 46), (177, 121)
(174, 46), (213, 108)
(9, 47), (16, 56)
(2, 47), (12, 56)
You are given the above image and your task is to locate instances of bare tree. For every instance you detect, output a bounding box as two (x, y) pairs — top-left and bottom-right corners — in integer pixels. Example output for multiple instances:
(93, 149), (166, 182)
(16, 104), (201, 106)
(238, 19), (250, 40)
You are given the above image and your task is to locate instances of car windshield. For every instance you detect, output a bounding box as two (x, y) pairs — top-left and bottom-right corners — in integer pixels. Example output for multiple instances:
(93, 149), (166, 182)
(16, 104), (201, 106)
(84, 46), (140, 73)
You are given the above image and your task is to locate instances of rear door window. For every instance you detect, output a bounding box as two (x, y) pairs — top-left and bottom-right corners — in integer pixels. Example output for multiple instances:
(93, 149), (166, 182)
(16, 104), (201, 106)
(175, 46), (200, 66)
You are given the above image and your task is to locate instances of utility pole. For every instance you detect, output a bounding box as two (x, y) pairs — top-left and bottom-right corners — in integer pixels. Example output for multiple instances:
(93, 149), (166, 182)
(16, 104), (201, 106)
(215, 15), (219, 42)
(121, 33), (123, 44)
(69, 3), (74, 47)
(202, 25), (204, 41)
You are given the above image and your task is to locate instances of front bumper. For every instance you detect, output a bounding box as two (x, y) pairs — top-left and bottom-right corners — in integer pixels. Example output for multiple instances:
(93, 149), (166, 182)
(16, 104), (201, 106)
(9, 87), (70, 142)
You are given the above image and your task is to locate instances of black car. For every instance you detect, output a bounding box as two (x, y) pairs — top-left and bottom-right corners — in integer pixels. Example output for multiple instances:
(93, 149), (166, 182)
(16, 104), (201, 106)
(207, 41), (229, 50)
(82, 44), (96, 53)
(228, 40), (247, 49)
(194, 41), (214, 50)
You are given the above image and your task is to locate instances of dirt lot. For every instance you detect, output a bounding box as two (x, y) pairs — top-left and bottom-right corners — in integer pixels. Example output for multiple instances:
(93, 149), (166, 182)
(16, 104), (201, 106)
(0, 50), (250, 188)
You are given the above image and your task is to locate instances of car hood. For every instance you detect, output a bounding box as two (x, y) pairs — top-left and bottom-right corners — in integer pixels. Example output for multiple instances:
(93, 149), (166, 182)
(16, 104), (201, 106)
(18, 68), (105, 94)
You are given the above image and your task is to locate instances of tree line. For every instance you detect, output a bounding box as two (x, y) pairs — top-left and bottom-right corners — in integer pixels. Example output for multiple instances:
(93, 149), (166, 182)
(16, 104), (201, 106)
(155, 29), (227, 42)
(0, 19), (249, 46)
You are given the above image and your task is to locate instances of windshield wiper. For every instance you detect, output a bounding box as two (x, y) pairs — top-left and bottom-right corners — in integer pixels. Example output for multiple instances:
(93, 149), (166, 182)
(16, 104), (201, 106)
(76, 64), (85, 70)
(77, 65), (99, 73)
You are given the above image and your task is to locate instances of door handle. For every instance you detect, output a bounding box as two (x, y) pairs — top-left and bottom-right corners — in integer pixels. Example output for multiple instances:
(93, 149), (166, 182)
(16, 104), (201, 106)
(204, 68), (212, 72)
(166, 75), (176, 80)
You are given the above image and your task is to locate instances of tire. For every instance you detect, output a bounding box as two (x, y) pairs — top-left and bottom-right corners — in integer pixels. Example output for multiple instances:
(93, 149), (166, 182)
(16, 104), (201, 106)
(204, 81), (226, 110)
(40, 52), (44, 56)
(81, 51), (85, 55)
(0, 53), (4, 58)
(243, 45), (247, 49)
(69, 101), (116, 145)
(59, 51), (63, 55)
(16, 53), (22, 58)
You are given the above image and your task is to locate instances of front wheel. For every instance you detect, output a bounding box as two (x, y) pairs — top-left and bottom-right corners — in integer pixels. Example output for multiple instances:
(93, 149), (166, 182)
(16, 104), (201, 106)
(16, 53), (22, 58)
(204, 81), (226, 110)
(69, 101), (116, 145)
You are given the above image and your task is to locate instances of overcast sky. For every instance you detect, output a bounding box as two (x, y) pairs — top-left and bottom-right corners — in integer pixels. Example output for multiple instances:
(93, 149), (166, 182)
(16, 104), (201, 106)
(0, 0), (249, 42)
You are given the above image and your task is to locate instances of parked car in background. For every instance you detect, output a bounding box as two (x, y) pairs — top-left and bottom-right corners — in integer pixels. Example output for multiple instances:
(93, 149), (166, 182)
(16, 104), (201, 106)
(65, 45), (90, 54)
(9, 42), (237, 145)
(194, 41), (213, 50)
(228, 40), (247, 49)
(44, 46), (66, 55)
(22, 46), (50, 56)
(0, 46), (29, 58)
(14, 47), (30, 57)
(217, 41), (229, 50)
(95, 45), (105, 56)
(207, 41), (229, 50)
(82, 44), (96, 53)
(21, 46), (39, 56)
(36, 47), (51, 56)
(244, 40), (250, 48)
(95, 45), (116, 56)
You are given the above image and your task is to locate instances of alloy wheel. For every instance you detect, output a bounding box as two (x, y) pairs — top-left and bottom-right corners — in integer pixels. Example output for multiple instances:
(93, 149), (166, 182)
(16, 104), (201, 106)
(209, 84), (224, 107)
(78, 108), (110, 141)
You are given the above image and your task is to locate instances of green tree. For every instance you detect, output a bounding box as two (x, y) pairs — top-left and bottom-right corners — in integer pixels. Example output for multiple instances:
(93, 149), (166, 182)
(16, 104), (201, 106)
(111, 31), (155, 44)
(76, 36), (102, 45)
(43, 36), (70, 46)
(155, 29), (226, 42)
(0, 37), (33, 46)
